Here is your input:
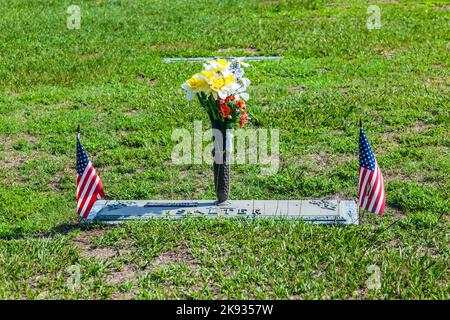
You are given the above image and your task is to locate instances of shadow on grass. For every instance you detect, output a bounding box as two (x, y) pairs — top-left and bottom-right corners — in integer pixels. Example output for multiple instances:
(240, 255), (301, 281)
(0, 220), (112, 241)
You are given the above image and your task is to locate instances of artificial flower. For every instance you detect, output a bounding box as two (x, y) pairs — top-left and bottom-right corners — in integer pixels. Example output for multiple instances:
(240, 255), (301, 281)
(239, 112), (248, 127)
(182, 58), (252, 128)
(220, 104), (231, 117)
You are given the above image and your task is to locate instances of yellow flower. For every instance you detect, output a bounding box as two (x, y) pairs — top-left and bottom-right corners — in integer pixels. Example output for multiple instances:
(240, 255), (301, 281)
(210, 74), (235, 91)
(223, 74), (235, 85)
(216, 59), (228, 70)
(210, 77), (225, 91)
(205, 59), (229, 73)
(201, 70), (215, 81)
(187, 75), (208, 91)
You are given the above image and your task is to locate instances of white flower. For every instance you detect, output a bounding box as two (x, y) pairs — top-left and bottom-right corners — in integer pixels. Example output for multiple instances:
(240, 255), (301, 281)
(181, 83), (196, 100)
(233, 78), (251, 101)
(217, 82), (240, 99)
(241, 77), (251, 88)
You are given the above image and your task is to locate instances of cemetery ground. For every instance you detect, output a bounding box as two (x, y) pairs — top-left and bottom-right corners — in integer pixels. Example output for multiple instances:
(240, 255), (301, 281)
(0, 0), (448, 299)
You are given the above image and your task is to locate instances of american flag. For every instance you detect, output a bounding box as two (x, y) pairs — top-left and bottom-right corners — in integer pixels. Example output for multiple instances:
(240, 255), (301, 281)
(358, 126), (385, 216)
(76, 133), (105, 219)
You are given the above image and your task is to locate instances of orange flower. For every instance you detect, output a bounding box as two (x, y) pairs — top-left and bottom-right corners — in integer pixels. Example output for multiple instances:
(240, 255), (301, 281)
(225, 96), (235, 103)
(239, 112), (248, 127)
(220, 104), (231, 117)
(236, 100), (245, 109)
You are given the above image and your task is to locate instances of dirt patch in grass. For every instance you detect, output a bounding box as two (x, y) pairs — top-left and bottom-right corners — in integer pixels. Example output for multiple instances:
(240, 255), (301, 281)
(148, 43), (197, 52)
(110, 289), (139, 300)
(151, 246), (199, 272)
(0, 152), (34, 169)
(2, 133), (38, 143)
(0, 133), (39, 150)
(336, 85), (353, 95)
(29, 274), (49, 291)
(243, 47), (260, 54)
(72, 227), (146, 289)
(409, 121), (436, 132)
(287, 86), (306, 92)
(103, 245), (200, 295)
(0, 135), (14, 146)
(0, 151), (40, 170)
(217, 47), (236, 53)
(0, 134), (40, 169)
(297, 151), (353, 170)
(217, 47), (261, 54)
(82, 246), (118, 260)
(372, 46), (400, 58)
(383, 170), (413, 182)
(379, 120), (436, 146)
(382, 169), (445, 186)
(48, 164), (73, 191)
(71, 227), (126, 260)
(432, 5), (450, 10)
(105, 264), (147, 286)
(136, 74), (158, 86)
(78, 52), (102, 61)
(351, 288), (368, 299)
(424, 77), (448, 91)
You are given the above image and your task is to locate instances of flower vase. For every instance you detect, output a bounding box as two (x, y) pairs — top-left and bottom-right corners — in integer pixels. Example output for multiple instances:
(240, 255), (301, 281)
(210, 118), (232, 205)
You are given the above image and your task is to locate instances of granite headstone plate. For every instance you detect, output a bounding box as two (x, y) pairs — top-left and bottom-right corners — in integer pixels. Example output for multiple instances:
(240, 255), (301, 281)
(87, 200), (358, 225)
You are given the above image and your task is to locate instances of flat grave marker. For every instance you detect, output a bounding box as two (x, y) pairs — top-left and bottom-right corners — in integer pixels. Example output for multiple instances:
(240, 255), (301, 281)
(87, 199), (358, 225)
(161, 56), (283, 63)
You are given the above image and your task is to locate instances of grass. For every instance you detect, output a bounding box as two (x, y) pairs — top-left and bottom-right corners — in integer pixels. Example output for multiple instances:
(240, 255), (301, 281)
(0, 0), (448, 299)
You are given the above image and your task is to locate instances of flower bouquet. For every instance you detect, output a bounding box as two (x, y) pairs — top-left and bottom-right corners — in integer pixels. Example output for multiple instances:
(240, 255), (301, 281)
(182, 58), (251, 204)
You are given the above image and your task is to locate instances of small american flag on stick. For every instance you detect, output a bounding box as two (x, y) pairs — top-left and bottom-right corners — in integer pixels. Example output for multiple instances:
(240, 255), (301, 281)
(358, 123), (385, 216)
(76, 129), (105, 219)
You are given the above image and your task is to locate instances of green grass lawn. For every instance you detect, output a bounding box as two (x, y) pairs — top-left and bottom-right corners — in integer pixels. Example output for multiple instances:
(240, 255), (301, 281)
(0, 0), (448, 299)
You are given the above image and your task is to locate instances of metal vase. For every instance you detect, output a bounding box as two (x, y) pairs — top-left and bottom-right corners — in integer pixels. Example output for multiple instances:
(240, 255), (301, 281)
(211, 119), (231, 205)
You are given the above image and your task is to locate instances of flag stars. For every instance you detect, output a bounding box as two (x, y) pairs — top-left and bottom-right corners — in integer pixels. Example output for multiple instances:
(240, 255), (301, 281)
(76, 139), (91, 176)
(359, 128), (376, 171)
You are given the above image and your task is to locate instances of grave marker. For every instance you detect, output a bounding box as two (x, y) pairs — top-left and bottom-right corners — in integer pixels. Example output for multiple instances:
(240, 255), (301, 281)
(87, 199), (358, 225)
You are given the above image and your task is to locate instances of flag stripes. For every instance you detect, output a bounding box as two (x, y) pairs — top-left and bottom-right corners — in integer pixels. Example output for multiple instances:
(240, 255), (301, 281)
(76, 134), (105, 219)
(358, 126), (385, 216)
